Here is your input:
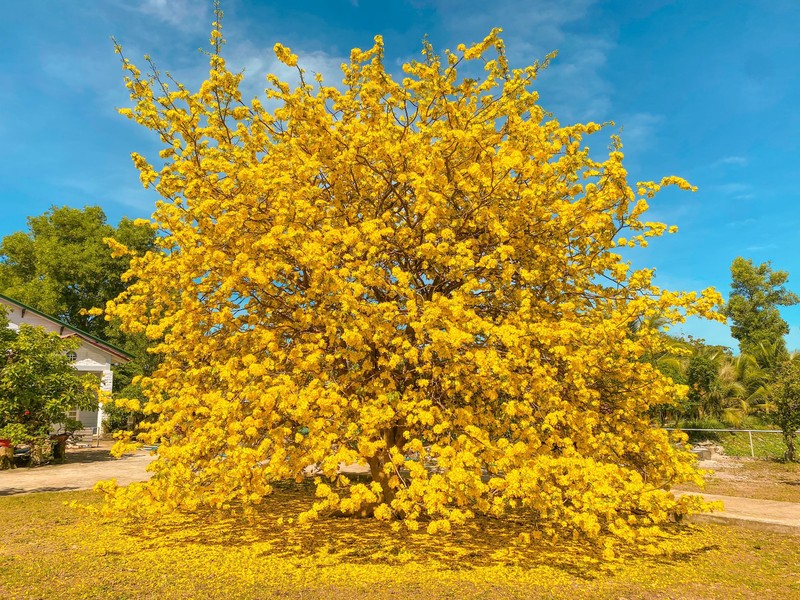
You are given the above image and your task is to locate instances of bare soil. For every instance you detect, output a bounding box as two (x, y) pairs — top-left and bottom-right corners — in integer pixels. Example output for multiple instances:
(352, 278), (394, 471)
(675, 454), (800, 503)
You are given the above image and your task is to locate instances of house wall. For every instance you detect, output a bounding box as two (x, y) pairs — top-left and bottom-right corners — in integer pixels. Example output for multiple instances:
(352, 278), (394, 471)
(4, 302), (66, 334)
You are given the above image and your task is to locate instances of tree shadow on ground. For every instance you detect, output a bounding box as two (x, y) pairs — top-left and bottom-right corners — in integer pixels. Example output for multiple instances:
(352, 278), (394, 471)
(2, 448), (118, 469)
(119, 483), (720, 579)
(0, 485), (83, 496)
(62, 448), (122, 464)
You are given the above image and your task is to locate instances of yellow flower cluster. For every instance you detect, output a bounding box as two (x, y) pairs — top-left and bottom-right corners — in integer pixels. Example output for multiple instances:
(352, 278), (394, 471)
(101, 17), (723, 551)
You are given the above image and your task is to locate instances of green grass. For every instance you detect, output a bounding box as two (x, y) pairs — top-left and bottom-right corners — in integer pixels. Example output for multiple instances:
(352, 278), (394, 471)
(717, 430), (787, 459)
(1, 488), (799, 599)
(680, 427), (790, 460)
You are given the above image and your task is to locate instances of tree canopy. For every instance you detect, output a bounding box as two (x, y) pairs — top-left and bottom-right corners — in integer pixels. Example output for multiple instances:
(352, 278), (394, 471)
(100, 20), (722, 550)
(724, 257), (799, 356)
(0, 205), (158, 402)
(0, 205), (155, 339)
(773, 360), (800, 462)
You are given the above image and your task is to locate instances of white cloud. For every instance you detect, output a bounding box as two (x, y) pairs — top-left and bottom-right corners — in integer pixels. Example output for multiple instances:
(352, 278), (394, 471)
(710, 182), (755, 200)
(136, 0), (210, 31)
(425, 0), (594, 43)
(745, 243), (779, 252)
(225, 40), (347, 102)
(725, 217), (757, 228)
(54, 160), (160, 215)
(536, 35), (614, 122)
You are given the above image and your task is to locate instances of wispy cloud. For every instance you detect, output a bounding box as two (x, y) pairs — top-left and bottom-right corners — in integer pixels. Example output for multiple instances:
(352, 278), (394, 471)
(55, 168), (159, 214)
(725, 217), (757, 228)
(225, 40), (347, 102)
(709, 182), (756, 200)
(745, 243), (778, 252)
(418, 0), (611, 122)
(617, 112), (663, 152)
(135, 0), (210, 32)
(711, 155), (748, 167)
(537, 35), (613, 121)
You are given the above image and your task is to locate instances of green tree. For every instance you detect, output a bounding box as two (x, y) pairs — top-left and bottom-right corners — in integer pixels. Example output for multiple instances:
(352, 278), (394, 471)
(0, 206), (155, 338)
(686, 354), (720, 419)
(773, 360), (800, 462)
(0, 309), (99, 462)
(0, 206), (158, 400)
(636, 321), (690, 426)
(724, 257), (799, 356)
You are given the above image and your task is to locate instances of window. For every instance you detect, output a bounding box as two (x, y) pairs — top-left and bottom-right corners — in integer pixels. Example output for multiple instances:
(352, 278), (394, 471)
(66, 351), (77, 363)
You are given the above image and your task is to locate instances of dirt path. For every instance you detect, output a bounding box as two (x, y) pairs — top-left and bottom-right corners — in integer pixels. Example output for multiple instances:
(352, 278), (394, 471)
(688, 493), (800, 534)
(676, 455), (800, 503)
(0, 442), (155, 496)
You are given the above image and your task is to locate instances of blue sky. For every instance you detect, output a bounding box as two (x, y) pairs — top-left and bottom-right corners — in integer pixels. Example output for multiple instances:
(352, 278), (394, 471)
(2, 0), (799, 350)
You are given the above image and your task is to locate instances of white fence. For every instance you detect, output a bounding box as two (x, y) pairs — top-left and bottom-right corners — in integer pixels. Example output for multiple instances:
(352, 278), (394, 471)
(665, 428), (795, 459)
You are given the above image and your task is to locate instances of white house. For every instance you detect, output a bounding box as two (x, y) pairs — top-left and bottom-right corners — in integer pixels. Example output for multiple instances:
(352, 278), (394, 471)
(0, 293), (131, 434)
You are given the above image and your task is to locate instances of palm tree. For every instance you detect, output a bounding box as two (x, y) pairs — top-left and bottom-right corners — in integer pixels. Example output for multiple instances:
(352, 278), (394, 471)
(711, 360), (748, 426)
(750, 339), (791, 372)
(736, 342), (799, 416)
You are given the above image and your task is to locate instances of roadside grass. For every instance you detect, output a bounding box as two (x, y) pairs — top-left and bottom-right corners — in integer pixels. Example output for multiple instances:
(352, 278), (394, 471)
(1, 488), (799, 599)
(707, 431), (787, 460)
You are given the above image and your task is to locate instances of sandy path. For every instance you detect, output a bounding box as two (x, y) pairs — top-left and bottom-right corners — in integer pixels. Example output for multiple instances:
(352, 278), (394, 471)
(0, 442), (155, 496)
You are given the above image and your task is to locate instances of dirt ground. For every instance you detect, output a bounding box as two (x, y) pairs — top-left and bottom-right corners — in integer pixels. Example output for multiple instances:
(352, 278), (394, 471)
(0, 441), (154, 496)
(675, 454), (800, 503)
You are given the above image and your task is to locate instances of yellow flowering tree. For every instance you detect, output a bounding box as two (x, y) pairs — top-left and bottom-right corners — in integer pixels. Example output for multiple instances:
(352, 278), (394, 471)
(103, 16), (722, 548)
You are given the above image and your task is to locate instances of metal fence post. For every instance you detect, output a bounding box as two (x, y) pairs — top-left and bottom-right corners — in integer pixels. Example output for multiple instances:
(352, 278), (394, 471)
(748, 430), (754, 458)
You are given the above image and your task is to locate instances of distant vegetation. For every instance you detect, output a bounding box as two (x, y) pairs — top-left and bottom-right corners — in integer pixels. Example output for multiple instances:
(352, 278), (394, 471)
(647, 258), (800, 459)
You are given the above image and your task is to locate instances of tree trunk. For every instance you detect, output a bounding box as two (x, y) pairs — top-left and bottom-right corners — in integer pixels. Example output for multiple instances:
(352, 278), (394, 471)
(50, 433), (71, 461)
(784, 431), (797, 462)
(329, 426), (407, 518)
(366, 454), (396, 505)
(0, 446), (13, 470)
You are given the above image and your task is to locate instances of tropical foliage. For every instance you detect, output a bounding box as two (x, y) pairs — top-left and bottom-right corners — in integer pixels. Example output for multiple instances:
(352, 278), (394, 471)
(772, 361), (800, 461)
(643, 257), (800, 454)
(724, 257), (799, 356)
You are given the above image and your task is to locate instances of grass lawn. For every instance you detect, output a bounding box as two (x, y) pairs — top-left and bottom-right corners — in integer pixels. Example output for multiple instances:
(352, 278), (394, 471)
(1, 487), (799, 599)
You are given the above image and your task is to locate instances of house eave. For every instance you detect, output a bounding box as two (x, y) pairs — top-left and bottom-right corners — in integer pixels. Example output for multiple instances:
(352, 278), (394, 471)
(0, 293), (133, 363)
